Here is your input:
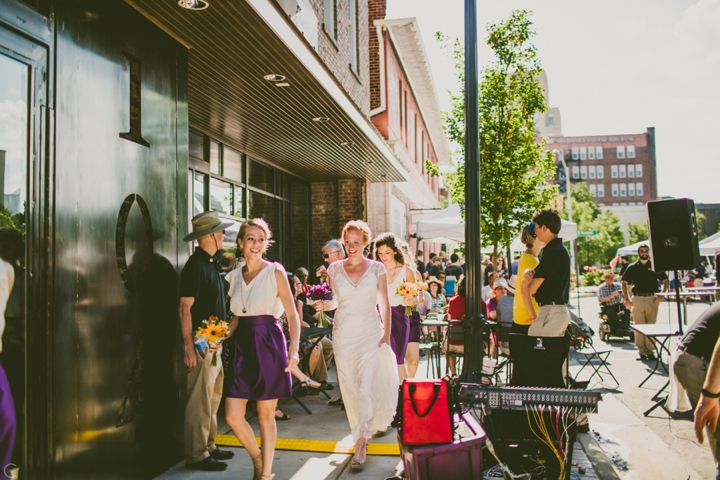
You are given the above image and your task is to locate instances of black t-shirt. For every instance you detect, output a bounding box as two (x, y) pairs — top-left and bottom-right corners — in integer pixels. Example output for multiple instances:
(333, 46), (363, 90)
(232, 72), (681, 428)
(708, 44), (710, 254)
(179, 248), (227, 330)
(533, 237), (570, 305)
(427, 264), (441, 278)
(618, 262), (630, 277)
(416, 259), (426, 276)
(445, 264), (464, 278)
(679, 303), (720, 361)
(622, 260), (667, 294)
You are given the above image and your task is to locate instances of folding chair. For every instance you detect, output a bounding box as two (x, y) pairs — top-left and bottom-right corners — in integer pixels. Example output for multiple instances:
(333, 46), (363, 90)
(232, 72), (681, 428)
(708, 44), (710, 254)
(444, 320), (464, 376)
(568, 320), (619, 389)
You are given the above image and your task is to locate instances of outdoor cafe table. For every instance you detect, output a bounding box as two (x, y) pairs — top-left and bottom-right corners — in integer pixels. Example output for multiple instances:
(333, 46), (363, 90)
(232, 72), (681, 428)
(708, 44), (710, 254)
(630, 323), (682, 416)
(421, 318), (449, 378)
(657, 288), (719, 324)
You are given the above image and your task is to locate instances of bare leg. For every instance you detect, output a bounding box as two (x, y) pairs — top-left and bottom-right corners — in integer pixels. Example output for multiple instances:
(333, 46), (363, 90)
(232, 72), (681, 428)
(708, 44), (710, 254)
(256, 399), (278, 477)
(397, 364), (407, 383)
(448, 354), (457, 376)
(225, 398), (261, 463)
(405, 342), (420, 378)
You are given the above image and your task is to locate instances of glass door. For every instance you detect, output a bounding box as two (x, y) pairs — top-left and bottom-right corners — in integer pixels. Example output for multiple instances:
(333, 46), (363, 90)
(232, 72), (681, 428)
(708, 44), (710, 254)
(0, 24), (48, 478)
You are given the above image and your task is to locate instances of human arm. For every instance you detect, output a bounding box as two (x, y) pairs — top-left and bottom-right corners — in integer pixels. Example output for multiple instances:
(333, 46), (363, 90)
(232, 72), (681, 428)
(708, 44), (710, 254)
(313, 267), (339, 312)
(622, 280), (633, 309)
(377, 271), (392, 347)
(296, 299), (311, 327)
(598, 286), (621, 303)
(179, 296), (197, 368)
(276, 267), (300, 372)
(522, 281), (537, 319)
(695, 337), (720, 443)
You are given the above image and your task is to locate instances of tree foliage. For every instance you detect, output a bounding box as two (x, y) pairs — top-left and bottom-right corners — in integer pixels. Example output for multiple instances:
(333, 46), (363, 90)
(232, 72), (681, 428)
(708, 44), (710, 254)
(560, 183), (624, 266)
(438, 10), (557, 255)
(628, 221), (648, 245)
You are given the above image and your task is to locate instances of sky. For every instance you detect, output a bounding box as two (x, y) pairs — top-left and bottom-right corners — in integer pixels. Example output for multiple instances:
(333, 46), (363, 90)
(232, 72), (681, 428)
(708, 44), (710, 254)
(386, 0), (720, 204)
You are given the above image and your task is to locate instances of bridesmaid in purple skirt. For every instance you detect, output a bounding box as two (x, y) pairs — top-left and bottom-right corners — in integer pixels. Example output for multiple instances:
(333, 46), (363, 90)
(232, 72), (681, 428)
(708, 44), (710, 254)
(372, 232), (416, 382)
(398, 241), (424, 378)
(224, 219), (300, 480)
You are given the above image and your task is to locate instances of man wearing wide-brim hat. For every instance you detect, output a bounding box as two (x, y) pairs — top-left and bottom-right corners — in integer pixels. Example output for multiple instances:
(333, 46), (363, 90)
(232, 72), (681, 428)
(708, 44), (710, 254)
(598, 270), (631, 336)
(179, 211), (235, 471)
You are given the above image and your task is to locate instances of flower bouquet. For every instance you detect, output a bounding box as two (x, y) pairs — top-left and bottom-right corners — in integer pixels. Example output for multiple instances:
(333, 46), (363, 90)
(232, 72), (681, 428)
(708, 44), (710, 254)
(307, 283), (334, 327)
(194, 316), (230, 366)
(395, 282), (419, 315)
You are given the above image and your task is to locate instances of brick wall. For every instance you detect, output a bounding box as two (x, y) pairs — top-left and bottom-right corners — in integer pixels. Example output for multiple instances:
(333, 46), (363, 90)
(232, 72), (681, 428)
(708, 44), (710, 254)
(306, 0), (371, 115)
(338, 178), (367, 229)
(368, 0), (386, 110)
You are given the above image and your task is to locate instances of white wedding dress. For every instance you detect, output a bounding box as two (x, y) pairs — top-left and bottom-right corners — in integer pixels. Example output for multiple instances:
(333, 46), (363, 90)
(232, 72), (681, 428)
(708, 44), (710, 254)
(328, 260), (399, 442)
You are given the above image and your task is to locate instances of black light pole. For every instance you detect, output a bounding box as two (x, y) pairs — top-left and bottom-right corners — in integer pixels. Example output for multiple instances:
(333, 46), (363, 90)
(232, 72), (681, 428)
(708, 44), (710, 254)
(460, 0), (484, 381)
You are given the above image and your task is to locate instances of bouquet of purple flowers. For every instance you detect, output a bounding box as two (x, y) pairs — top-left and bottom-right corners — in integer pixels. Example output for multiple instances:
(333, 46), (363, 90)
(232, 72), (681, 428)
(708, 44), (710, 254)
(308, 283), (334, 327)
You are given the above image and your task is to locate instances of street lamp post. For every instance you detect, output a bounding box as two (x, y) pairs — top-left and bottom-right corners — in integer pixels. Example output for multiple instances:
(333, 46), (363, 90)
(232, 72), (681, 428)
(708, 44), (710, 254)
(460, 0), (485, 381)
(559, 154), (580, 315)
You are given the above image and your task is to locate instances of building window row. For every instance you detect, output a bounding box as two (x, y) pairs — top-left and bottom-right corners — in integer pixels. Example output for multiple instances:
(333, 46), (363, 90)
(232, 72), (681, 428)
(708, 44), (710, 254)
(570, 145), (636, 161)
(610, 164), (643, 179)
(610, 182), (644, 198)
(571, 165), (604, 180)
(588, 183), (605, 198)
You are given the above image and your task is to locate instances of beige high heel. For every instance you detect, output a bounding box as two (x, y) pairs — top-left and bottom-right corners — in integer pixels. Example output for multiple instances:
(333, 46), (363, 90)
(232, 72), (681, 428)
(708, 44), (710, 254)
(351, 443), (367, 471)
(260, 475), (275, 480)
(252, 451), (263, 480)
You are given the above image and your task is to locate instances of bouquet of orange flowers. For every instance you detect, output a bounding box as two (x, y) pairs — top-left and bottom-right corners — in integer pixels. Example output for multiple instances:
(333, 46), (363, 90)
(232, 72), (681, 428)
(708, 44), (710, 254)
(395, 282), (419, 315)
(194, 316), (230, 366)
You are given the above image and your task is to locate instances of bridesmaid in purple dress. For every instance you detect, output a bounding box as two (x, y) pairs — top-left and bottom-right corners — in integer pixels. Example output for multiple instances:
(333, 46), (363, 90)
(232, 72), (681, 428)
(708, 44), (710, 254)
(224, 219), (300, 480)
(372, 232), (416, 382)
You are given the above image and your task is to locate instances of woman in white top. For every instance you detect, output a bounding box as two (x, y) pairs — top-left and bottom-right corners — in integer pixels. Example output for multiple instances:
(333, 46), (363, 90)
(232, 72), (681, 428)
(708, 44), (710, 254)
(372, 232), (416, 382)
(224, 219), (300, 480)
(315, 221), (398, 471)
(0, 228), (21, 470)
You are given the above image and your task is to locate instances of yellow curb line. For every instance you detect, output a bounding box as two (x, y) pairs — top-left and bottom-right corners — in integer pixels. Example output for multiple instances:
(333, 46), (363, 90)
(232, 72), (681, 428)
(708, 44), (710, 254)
(215, 434), (400, 456)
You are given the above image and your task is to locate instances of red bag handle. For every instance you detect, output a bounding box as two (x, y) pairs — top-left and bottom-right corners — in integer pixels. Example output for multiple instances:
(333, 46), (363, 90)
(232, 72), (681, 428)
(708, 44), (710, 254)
(408, 383), (442, 418)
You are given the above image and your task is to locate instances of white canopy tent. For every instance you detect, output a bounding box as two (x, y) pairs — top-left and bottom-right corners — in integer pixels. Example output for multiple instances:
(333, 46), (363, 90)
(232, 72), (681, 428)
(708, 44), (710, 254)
(700, 232), (720, 256)
(415, 203), (578, 244)
(616, 239), (648, 256)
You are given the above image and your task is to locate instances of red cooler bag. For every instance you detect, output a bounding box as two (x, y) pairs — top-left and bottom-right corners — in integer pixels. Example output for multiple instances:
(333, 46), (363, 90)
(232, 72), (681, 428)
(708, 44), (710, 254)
(401, 377), (454, 445)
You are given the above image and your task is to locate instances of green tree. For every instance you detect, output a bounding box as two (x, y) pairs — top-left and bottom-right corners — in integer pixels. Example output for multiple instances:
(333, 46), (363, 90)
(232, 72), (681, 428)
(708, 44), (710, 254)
(438, 10), (557, 257)
(628, 220), (648, 244)
(561, 184), (624, 266)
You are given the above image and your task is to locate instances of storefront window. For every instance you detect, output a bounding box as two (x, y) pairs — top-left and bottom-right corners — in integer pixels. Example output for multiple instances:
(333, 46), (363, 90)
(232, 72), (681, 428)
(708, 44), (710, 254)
(249, 158), (275, 194)
(234, 185), (245, 218)
(192, 172), (206, 217)
(249, 190), (280, 261)
(209, 177), (233, 215)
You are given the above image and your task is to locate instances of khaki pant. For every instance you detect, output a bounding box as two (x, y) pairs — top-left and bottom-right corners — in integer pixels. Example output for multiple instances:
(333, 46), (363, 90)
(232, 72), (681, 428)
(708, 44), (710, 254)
(674, 352), (720, 479)
(632, 295), (659, 355)
(529, 305), (570, 337)
(310, 337), (334, 382)
(184, 347), (224, 463)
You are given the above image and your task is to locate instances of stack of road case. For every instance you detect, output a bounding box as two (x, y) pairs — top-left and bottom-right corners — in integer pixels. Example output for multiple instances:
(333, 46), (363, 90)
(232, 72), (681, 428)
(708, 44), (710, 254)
(398, 413), (486, 480)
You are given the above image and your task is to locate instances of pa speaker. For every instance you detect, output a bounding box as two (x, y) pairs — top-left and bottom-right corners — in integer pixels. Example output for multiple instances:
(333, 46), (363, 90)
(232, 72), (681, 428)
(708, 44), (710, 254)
(647, 198), (700, 272)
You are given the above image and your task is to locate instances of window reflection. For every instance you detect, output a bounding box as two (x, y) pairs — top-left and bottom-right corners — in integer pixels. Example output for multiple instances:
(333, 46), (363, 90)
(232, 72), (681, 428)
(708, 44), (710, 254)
(209, 177), (232, 215)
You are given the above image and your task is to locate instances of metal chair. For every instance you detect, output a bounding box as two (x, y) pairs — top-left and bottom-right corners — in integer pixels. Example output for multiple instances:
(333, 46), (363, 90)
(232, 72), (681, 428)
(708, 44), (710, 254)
(568, 320), (619, 389)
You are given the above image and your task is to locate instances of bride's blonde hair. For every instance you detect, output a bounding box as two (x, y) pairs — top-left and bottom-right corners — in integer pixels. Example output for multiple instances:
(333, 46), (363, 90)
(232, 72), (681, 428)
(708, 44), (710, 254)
(341, 220), (371, 245)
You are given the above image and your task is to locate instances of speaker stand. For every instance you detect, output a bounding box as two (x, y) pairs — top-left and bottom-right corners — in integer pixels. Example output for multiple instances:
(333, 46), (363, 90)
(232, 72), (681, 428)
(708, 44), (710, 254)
(673, 269), (684, 336)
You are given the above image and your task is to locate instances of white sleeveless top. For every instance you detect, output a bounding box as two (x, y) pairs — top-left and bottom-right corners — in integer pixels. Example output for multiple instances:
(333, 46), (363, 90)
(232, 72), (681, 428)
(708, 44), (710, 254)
(387, 264), (408, 307)
(0, 260), (13, 353)
(226, 262), (285, 318)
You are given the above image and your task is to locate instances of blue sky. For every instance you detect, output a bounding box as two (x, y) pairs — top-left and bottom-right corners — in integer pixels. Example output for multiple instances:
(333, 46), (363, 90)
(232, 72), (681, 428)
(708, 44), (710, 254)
(387, 0), (719, 204)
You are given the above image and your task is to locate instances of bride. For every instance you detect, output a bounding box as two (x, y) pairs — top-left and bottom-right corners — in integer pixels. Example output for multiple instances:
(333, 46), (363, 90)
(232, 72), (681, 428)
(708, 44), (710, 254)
(316, 220), (399, 471)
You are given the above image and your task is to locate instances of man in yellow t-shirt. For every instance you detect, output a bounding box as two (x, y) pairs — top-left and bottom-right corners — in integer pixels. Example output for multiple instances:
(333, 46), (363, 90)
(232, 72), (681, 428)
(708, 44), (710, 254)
(513, 223), (545, 335)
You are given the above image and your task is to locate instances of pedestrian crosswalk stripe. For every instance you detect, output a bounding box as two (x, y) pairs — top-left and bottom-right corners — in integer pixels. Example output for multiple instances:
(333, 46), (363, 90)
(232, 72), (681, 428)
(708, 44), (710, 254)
(215, 434), (400, 456)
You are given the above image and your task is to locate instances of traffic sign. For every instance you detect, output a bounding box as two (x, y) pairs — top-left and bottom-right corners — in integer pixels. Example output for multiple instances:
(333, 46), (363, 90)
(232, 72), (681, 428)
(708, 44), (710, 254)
(577, 230), (600, 236)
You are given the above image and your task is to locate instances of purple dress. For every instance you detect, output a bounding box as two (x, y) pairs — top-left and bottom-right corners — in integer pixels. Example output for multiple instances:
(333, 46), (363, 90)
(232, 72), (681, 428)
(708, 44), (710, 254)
(0, 363), (15, 469)
(388, 265), (411, 365)
(408, 309), (422, 343)
(225, 263), (292, 400)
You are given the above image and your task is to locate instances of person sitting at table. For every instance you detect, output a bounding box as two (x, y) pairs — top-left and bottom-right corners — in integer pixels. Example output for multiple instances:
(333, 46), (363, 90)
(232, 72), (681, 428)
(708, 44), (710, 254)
(598, 270), (631, 333)
(437, 272), (448, 296)
(669, 303), (720, 478)
(446, 277), (488, 375)
(487, 279), (510, 320)
(427, 277), (446, 313)
(295, 267), (310, 296)
(482, 272), (498, 303)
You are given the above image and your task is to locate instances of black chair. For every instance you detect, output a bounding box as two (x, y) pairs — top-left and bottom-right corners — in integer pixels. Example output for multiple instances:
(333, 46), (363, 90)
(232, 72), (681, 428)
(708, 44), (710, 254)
(291, 327), (333, 414)
(567, 320), (619, 389)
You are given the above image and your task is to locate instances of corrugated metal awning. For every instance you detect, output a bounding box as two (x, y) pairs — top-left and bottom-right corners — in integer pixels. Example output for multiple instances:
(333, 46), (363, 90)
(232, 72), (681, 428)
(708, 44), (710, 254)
(126, 0), (406, 183)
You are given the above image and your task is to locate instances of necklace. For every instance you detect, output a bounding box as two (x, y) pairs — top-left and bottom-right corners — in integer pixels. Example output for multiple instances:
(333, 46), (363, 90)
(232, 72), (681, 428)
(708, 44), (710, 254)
(239, 266), (261, 314)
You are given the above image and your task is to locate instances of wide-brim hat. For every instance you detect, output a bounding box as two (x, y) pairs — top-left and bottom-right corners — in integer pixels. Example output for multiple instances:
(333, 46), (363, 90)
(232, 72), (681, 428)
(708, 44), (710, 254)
(506, 275), (517, 294)
(183, 211), (233, 242)
(493, 279), (510, 291)
(603, 270), (616, 279)
(427, 276), (444, 287)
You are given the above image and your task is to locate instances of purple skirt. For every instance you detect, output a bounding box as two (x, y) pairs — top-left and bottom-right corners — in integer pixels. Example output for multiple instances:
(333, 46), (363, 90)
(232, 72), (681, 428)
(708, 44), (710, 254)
(408, 310), (422, 343)
(390, 305), (410, 365)
(226, 315), (292, 401)
(0, 363), (15, 470)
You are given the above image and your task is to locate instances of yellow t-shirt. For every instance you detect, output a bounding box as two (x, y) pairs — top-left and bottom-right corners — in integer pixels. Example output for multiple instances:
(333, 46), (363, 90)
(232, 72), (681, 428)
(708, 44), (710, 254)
(513, 252), (539, 325)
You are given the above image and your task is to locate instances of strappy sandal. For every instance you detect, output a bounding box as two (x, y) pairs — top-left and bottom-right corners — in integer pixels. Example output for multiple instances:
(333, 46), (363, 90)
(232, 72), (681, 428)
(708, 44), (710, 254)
(252, 451), (263, 480)
(301, 377), (326, 394)
(351, 443), (367, 471)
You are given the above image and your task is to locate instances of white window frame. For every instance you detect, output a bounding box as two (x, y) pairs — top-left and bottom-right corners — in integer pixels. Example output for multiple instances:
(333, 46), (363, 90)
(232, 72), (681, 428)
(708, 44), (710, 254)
(571, 166), (580, 179)
(620, 183), (627, 197)
(596, 146), (603, 159)
(619, 164), (626, 178)
(616, 145), (625, 159)
(589, 165), (596, 179)
(597, 184), (605, 197)
(635, 164), (643, 178)
(571, 147), (579, 160)
(628, 183), (635, 196)
(611, 183), (618, 197)
(628, 164), (635, 178)
(580, 166), (587, 179)
(589, 184), (597, 196)
(580, 147), (587, 160)
(627, 145), (635, 158)
(588, 147), (595, 160)
(636, 182), (644, 196)
(596, 166), (604, 179)
(322, 0), (336, 38)
(611, 165), (618, 178)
